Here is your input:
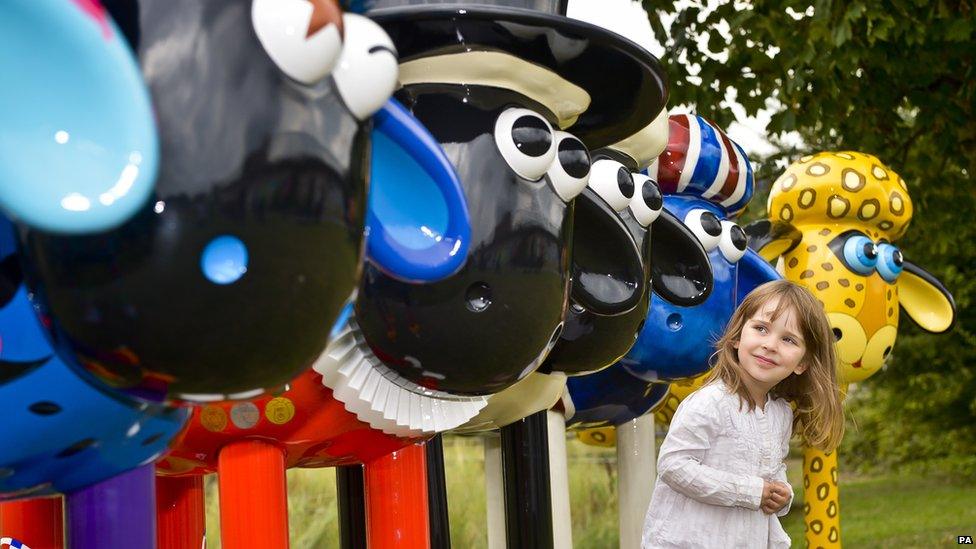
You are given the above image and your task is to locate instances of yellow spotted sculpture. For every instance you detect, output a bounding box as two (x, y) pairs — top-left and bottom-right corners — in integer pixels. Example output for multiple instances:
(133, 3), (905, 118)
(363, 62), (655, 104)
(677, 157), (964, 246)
(652, 371), (709, 426)
(747, 151), (956, 548)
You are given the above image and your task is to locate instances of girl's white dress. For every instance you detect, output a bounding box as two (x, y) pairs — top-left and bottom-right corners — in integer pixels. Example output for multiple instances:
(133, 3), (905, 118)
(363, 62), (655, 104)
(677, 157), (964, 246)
(641, 381), (794, 548)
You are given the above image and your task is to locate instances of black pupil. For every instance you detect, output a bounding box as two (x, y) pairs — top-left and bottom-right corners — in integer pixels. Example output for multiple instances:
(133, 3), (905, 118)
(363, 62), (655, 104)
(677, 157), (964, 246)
(863, 242), (878, 260)
(832, 328), (843, 341)
(558, 138), (590, 179)
(893, 250), (903, 266)
(701, 212), (722, 237)
(616, 167), (634, 199)
(511, 116), (552, 157)
(642, 180), (663, 210)
(730, 225), (747, 250)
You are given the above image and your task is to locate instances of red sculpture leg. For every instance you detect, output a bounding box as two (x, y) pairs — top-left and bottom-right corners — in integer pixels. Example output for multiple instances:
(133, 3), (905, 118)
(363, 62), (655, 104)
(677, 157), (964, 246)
(364, 443), (430, 549)
(217, 440), (289, 549)
(156, 474), (206, 549)
(0, 497), (64, 549)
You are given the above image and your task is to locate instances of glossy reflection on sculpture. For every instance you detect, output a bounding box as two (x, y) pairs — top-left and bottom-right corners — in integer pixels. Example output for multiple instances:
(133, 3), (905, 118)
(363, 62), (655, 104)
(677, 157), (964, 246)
(312, 0), (670, 439)
(0, 0), (190, 503)
(0, 215), (188, 502)
(544, 145), (712, 378)
(566, 114), (779, 431)
(456, 137), (715, 433)
(157, 101), (473, 547)
(8, 0), (400, 403)
(159, 99), (476, 477)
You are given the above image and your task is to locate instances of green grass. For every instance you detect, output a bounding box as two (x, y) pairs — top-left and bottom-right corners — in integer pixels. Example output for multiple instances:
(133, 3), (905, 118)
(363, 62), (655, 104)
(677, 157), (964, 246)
(780, 464), (976, 548)
(201, 435), (976, 548)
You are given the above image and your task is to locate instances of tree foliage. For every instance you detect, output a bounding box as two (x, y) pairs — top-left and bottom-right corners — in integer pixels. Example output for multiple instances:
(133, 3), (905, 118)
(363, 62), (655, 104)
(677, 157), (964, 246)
(642, 0), (976, 474)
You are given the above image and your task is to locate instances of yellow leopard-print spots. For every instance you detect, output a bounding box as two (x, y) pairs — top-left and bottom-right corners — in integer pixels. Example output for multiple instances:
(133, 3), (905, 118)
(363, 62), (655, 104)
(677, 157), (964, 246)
(804, 448), (841, 548)
(768, 152), (919, 549)
(769, 151), (913, 241)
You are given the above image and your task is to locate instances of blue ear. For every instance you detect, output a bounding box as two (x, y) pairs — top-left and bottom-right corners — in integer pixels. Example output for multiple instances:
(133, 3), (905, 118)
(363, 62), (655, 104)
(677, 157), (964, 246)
(735, 248), (782, 305)
(367, 99), (470, 282)
(0, 0), (158, 234)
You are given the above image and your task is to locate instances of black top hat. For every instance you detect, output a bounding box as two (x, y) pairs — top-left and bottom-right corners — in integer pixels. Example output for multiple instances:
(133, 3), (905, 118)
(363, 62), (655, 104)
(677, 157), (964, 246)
(367, 0), (668, 149)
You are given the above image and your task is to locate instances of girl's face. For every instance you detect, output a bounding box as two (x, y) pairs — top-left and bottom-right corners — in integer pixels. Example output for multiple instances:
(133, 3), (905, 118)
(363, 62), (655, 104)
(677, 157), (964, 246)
(733, 297), (809, 394)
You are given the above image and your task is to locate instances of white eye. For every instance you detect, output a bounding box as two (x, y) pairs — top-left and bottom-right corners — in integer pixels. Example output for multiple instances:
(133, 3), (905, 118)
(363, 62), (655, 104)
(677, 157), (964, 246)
(333, 13), (399, 120)
(629, 174), (662, 227)
(545, 132), (590, 201)
(252, 0), (344, 85)
(588, 159), (634, 212)
(683, 208), (722, 251)
(494, 108), (556, 181)
(719, 221), (747, 262)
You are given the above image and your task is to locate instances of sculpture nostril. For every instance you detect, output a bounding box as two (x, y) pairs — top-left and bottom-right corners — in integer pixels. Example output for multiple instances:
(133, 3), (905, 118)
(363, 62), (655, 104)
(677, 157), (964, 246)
(465, 282), (492, 312)
(832, 327), (843, 341)
(883, 345), (891, 357)
(667, 313), (682, 331)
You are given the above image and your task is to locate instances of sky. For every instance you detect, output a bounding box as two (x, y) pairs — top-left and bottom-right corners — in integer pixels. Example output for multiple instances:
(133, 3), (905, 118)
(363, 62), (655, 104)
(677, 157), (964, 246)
(565, 0), (803, 159)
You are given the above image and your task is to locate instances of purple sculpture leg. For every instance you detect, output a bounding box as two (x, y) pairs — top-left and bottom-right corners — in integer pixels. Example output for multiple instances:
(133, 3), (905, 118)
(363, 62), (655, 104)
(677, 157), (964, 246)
(66, 463), (156, 549)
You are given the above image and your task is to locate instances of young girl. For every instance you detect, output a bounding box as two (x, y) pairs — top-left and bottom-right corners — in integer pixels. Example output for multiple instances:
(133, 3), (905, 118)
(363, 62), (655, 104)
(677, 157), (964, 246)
(642, 280), (845, 548)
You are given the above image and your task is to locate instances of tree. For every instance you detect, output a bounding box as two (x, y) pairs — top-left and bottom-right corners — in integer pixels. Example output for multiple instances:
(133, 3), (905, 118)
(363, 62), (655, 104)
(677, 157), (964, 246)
(642, 0), (976, 474)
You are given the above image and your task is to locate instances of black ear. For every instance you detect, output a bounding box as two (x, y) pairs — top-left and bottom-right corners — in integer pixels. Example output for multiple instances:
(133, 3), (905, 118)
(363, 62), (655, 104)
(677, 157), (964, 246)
(571, 188), (645, 315)
(650, 209), (713, 306)
(743, 220), (802, 262)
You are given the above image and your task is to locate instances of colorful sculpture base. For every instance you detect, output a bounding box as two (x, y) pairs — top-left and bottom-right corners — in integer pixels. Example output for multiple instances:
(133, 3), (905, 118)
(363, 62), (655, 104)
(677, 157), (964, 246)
(0, 497), (63, 549)
(66, 464), (156, 549)
(364, 444), (430, 549)
(156, 474), (205, 549)
(217, 441), (289, 548)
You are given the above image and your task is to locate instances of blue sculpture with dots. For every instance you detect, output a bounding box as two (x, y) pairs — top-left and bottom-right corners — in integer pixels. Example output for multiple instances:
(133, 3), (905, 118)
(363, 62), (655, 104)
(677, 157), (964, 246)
(565, 114), (781, 428)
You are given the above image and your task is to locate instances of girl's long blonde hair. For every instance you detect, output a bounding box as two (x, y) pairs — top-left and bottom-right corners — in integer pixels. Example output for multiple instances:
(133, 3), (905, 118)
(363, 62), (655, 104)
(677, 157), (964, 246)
(706, 280), (845, 452)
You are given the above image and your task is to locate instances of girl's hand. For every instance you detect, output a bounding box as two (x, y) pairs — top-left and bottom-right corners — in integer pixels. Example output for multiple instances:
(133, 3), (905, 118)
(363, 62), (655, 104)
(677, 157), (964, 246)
(760, 480), (791, 514)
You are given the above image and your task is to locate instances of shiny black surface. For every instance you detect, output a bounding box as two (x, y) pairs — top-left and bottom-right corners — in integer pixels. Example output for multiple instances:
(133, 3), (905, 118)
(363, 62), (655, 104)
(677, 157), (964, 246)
(650, 210), (714, 307)
(19, 0), (367, 401)
(426, 435), (452, 549)
(336, 465), (368, 549)
(501, 411), (554, 549)
(541, 190), (647, 376)
(569, 189), (645, 316)
(355, 86), (570, 395)
(544, 197), (712, 376)
(371, 5), (668, 148)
